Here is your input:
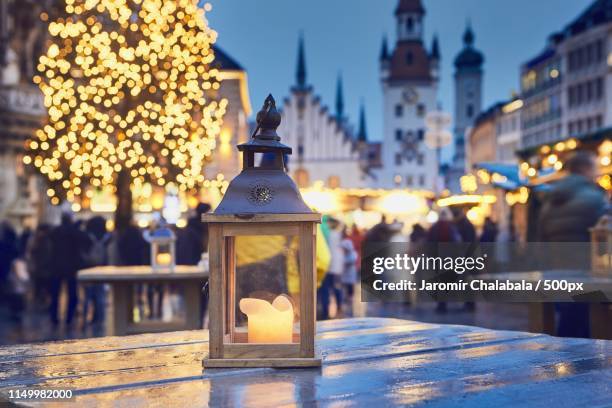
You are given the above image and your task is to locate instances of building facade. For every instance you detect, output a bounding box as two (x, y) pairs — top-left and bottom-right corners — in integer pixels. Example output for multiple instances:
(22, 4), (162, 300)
(496, 99), (523, 164)
(467, 105), (499, 170)
(278, 38), (368, 189)
(520, 0), (612, 149)
(377, 0), (440, 190)
(447, 24), (484, 192)
(0, 0), (58, 227)
(520, 39), (563, 149)
(560, 0), (611, 137)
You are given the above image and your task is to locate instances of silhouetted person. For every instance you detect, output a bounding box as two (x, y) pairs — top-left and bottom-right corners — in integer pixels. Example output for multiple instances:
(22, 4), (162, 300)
(427, 209), (461, 313)
(111, 223), (147, 266)
(452, 208), (476, 243)
(479, 217), (498, 243)
(176, 202), (211, 265)
(538, 151), (608, 338)
(318, 217), (344, 319)
(26, 224), (54, 307)
(82, 216), (110, 325)
(49, 213), (88, 326)
(0, 223), (18, 307)
(410, 224), (427, 244)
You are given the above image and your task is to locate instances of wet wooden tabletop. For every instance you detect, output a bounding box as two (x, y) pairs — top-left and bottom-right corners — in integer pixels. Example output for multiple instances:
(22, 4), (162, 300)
(78, 265), (208, 282)
(0, 318), (610, 407)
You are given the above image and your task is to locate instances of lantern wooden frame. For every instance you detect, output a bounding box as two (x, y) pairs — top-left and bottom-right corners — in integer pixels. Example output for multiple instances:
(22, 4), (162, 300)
(202, 213), (321, 368)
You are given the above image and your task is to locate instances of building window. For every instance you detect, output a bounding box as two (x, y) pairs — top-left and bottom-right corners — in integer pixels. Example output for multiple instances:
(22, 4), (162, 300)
(596, 77), (604, 99)
(297, 145), (304, 156)
(406, 175), (413, 186)
(395, 104), (403, 117)
(585, 43), (593, 66)
(586, 80), (593, 102)
(395, 129), (403, 141)
(417, 153), (424, 165)
(418, 174), (425, 186)
(406, 17), (414, 33)
(576, 83), (583, 105)
(466, 104), (474, 118)
(595, 39), (604, 62)
(405, 52), (413, 65)
(417, 129), (424, 141)
(395, 153), (402, 165)
(416, 104), (425, 117)
(576, 48), (584, 69)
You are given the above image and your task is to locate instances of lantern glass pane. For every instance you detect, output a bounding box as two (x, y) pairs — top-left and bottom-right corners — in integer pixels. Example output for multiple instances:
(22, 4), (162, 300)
(155, 243), (172, 266)
(226, 234), (301, 344)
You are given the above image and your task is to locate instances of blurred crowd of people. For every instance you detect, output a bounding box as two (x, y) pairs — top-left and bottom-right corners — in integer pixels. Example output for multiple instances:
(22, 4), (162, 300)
(316, 208), (499, 319)
(0, 203), (211, 332)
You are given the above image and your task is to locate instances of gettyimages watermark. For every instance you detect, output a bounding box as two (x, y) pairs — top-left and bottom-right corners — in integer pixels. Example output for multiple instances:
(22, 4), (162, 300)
(360, 242), (611, 302)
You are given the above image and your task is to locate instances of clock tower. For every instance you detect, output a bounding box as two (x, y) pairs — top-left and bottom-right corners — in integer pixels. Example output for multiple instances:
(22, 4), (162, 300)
(446, 22), (484, 193)
(378, 0), (440, 190)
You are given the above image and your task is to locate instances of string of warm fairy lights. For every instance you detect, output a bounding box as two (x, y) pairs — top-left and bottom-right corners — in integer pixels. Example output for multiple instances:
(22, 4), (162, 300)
(25, 0), (227, 206)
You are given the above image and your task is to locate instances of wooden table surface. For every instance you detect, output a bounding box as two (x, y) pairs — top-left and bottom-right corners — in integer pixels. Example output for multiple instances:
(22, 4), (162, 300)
(78, 265), (208, 282)
(0, 318), (610, 407)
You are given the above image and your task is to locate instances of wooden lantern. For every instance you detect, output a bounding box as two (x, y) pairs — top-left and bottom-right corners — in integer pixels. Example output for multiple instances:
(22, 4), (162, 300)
(202, 95), (321, 368)
(148, 225), (176, 271)
(590, 214), (611, 275)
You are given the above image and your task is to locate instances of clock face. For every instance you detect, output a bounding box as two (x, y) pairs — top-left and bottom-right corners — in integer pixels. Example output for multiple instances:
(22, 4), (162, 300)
(402, 87), (419, 104)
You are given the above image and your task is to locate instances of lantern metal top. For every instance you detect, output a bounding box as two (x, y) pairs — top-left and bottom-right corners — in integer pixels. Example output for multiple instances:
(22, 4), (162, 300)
(237, 94), (292, 154)
(145, 224), (176, 242)
(212, 94), (314, 216)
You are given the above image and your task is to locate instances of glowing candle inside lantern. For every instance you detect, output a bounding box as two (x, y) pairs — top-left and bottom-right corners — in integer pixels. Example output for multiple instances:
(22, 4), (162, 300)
(239, 295), (294, 343)
(156, 252), (172, 266)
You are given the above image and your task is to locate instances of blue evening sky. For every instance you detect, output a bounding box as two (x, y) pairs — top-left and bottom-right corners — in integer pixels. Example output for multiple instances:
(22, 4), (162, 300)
(207, 0), (591, 141)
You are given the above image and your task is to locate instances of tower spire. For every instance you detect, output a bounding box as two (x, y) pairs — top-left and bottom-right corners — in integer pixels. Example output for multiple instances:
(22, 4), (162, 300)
(296, 34), (307, 89)
(357, 102), (367, 142)
(335, 73), (344, 122)
(463, 19), (474, 46)
(379, 35), (389, 60)
(431, 34), (440, 60)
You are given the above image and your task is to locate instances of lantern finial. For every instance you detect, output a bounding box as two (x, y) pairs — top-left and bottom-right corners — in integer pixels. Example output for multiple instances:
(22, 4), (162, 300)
(253, 94), (281, 141)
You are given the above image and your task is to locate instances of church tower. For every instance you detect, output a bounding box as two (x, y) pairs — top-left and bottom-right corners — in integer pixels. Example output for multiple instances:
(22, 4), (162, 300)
(377, 0), (440, 190)
(448, 22), (484, 192)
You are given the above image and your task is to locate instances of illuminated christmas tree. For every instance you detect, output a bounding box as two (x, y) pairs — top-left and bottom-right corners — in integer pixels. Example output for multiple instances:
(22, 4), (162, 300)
(26, 0), (227, 227)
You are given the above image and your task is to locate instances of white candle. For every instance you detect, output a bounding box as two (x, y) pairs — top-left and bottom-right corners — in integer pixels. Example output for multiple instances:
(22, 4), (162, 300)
(239, 295), (294, 343)
(156, 253), (171, 266)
